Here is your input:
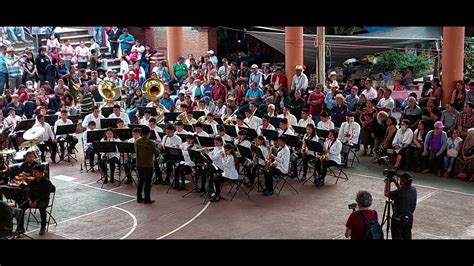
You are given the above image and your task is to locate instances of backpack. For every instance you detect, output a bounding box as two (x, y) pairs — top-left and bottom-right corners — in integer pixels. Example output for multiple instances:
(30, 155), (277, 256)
(356, 211), (384, 240)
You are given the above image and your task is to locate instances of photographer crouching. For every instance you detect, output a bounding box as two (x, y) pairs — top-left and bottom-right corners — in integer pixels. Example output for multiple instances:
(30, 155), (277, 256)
(384, 173), (417, 240)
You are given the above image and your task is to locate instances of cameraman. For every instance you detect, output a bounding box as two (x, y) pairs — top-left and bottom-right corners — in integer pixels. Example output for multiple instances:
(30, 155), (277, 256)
(384, 173), (417, 240)
(345, 191), (378, 240)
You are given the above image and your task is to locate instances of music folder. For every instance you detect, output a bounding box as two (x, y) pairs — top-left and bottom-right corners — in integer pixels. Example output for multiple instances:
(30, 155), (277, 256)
(223, 125), (237, 138)
(129, 124), (147, 131)
(283, 134), (301, 148)
(116, 142), (135, 154)
(114, 128), (132, 141)
(158, 132), (166, 140)
(164, 112), (180, 123)
(261, 128), (278, 142)
(56, 124), (77, 135)
(197, 136), (215, 147)
(237, 144), (252, 160)
(44, 115), (58, 127)
(202, 124), (215, 135)
(14, 119), (36, 132)
(269, 117), (282, 129)
(305, 139), (323, 153)
(193, 111), (205, 119)
(215, 117), (223, 124)
(183, 124), (194, 132)
(100, 118), (119, 129)
(292, 125), (307, 135)
(188, 148), (206, 164)
(251, 144), (265, 160)
(92, 141), (118, 154)
(101, 107), (113, 118)
(69, 115), (81, 125)
(165, 147), (184, 162)
(316, 129), (329, 139)
(177, 133), (188, 142)
(239, 127), (257, 140)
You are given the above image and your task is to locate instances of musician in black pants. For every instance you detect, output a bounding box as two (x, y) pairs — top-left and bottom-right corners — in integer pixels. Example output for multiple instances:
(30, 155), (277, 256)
(100, 128), (120, 183)
(173, 134), (195, 190)
(202, 136), (225, 195)
(17, 164), (52, 236)
(35, 114), (58, 163)
(264, 136), (291, 196)
(124, 128), (141, 184)
(135, 126), (159, 204)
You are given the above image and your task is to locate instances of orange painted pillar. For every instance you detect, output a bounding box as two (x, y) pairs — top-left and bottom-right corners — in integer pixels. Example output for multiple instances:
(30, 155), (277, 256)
(441, 27), (465, 105)
(285, 27), (304, 88)
(167, 27), (184, 79)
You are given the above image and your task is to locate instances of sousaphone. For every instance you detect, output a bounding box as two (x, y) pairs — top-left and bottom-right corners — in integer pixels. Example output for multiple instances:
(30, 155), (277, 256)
(98, 80), (121, 101)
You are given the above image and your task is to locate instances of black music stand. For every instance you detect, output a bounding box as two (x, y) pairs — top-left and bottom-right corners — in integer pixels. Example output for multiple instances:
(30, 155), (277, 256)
(239, 127), (257, 141)
(100, 118), (119, 129)
(44, 115), (58, 127)
(223, 125), (237, 138)
(197, 136), (215, 147)
(251, 144), (265, 160)
(302, 139), (324, 185)
(158, 132), (166, 140)
(87, 129), (106, 143)
(164, 112), (180, 123)
(183, 124), (194, 132)
(149, 130), (157, 141)
(14, 119), (36, 133)
(215, 117), (223, 124)
(292, 125), (307, 136)
(56, 124), (78, 163)
(101, 107), (113, 118)
(165, 147), (185, 193)
(138, 107), (157, 117)
(128, 124), (147, 131)
(269, 117), (282, 129)
(248, 145), (266, 194)
(262, 129), (279, 142)
(193, 111), (205, 119)
(116, 142), (137, 186)
(93, 141), (119, 188)
(202, 124), (214, 135)
(237, 145), (253, 161)
(114, 128), (132, 141)
(69, 115), (80, 125)
(284, 134), (301, 149)
(316, 129), (329, 139)
(182, 148), (207, 198)
(176, 133), (187, 142)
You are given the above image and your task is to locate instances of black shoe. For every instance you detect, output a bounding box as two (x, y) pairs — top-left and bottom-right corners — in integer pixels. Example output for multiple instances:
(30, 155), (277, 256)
(137, 198), (144, 203)
(177, 185), (185, 191)
(315, 179), (325, 188)
(162, 180), (170, 186)
(16, 227), (25, 234)
(91, 168), (96, 173)
(144, 200), (155, 204)
(124, 179), (133, 184)
(39, 226), (46, 235)
(103, 178), (108, 184)
(300, 176), (307, 181)
(196, 188), (204, 193)
(264, 191), (274, 196)
(153, 179), (163, 185)
(110, 178), (115, 183)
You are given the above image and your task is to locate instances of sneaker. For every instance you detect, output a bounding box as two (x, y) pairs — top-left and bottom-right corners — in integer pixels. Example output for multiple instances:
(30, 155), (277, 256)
(177, 185), (185, 191)
(39, 226), (46, 235)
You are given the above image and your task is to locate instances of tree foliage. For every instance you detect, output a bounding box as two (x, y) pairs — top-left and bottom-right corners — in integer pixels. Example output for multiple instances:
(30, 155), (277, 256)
(465, 38), (474, 79)
(375, 49), (433, 78)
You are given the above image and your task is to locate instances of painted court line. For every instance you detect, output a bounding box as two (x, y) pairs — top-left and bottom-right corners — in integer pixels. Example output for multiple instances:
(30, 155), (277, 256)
(344, 171), (474, 197)
(157, 202), (211, 239)
(417, 190), (439, 203)
(111, 206), (138, 240)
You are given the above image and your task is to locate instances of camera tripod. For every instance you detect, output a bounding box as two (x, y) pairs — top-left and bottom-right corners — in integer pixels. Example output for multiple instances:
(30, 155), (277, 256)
(381, 179), (394, 240)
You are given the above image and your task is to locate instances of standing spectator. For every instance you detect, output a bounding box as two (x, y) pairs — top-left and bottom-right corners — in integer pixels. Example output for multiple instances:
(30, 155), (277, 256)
(119, 55), (130, 78)
(345, 86), (359, 111)
(45, 58), (59, 85)
(249, 64), (262, 87)
(130, 40), (145, 62)
(92, 26), (103, 46)
(0, 46), (8, 95)
(75, 41), (89, 70)
(60, 39), (74, 71)
(21, 51), (37, 85)
(207, 50), (218, 67)
(89, 38), (101, 57)
(107, 26), (121, 59)
(4, 47), (22, 90)
(152, 60), (171, 83)
(118, 28), (135, 56)
(307, 83), (325, 124)
(466, 82), (474, 104)
(430, 78), (443, 107)
(89, 49), (98, 71)
(236, 61), (250, 86)
(261, 66), (272, 88)
(140, 44), (156, 78)
(345, 191), (378, 240)
(291, 65), (308, 92)
(450, 80), (466, 111)
(46, 33), (60, 52)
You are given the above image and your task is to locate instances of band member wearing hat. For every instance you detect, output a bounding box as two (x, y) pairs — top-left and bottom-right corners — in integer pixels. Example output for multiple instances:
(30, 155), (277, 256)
(263, 136), (290, 196)
(291, 65), (308, 92)
(384, 173), (417, 240)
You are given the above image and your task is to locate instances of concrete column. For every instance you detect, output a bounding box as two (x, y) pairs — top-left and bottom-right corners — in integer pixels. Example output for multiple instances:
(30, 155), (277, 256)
(167, 27), (184, 79)
(285, 27), (304, 88)
(441, 27), (465, 105)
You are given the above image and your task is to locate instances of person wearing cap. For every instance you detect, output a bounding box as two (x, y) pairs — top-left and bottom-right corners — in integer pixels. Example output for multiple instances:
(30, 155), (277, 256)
(168, 56), (189, 93)
(331, 94), (349, 128)
(207, 50), (218, 68)
(4, 47), (22, 90)
(248, 64), (262, 88)
(384, 172), (417, 240)
(324, 81), (339, 112)
(291, 65), (308, 92)
(360, 79), (377, 101)
(421, 121), (448, 175)
(328, 70), (337, 81)
(118, 28), (136, 55)
(217, 58), (230, 83)
(123, 70), (139, 95)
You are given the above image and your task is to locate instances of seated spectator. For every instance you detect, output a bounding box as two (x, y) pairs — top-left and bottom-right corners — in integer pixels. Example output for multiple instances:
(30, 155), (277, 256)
(441, 102), (459, 130)
(454, 128), (474, 181)
(451, 102), (473, 138)
(421, 121), (448, 176)
(405, 121), (428, 172)
(444, 129), (463, 178)
(373, 116), (396, 163)
(392, 119), (414, 169)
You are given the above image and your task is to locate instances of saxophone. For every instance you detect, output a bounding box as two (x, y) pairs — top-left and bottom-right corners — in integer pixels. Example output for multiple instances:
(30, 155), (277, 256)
(265, 145), (274, 172)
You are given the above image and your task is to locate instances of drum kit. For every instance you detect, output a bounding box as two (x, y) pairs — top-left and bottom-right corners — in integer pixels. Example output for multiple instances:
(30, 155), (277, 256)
(5, 127), (45, 163)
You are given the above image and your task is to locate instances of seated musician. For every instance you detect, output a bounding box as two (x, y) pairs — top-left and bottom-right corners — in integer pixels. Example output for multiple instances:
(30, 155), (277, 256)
(267, 104), (277, 117)
(216, 125), (232, 142)
(194, 99), (207, 113)
(213, 99), (227, 118)
(100, 128), (120, 184)
(82, 106), (104, 129)
(338, 113), (361, 146)
(0, 157), (9, 201)
(222, 105), (236, 123)
(317, 111), (334, 130)
(139, 109), (152, 126)
(235, 115), (248, 129)
(175, 121), (189, 135)
(204, 113), (218, 135)
(35, 114), (58, 163)
(116, 119), (127, 129)
(263, 136), (291, 196)
(235, 129), (251, 148)
(202, 136), (225, 194)
(208, 143), (239, 202)
(290, 124), (318, 180)
(278, 118), (295, 136)
(83, 121), (98, 172)
(256, 115), (275, 136)
(298, 108), (315, 127)
(244, 102), (262, 129)
(176, 103), (188, 113)
(314, 129), (342, 187)
(17, 164), (53, 236)
(0, 201), (13, 238)
(18, 151), (39, 179)
(54, 110), (77, 153)
(277, 105), (297, 128)
(159, 124), (183, 186)
(3, 107), (22, 151)
(124, 128), (141, 184)
(185, 110), (197, 124)
(235, 129), (252, 182)
(194, 122), (209, 137)
(250, 135), (269, 187)
(173, 134), (196, 190)
(108, 104), (131, 126)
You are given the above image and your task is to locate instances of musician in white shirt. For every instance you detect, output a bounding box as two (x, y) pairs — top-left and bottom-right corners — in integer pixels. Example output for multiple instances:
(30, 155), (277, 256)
(3, 107), (22, 151)
(213, 99), (227, 118)
(244, 104), (262, 129)
(234, 115), (248, 133)
(216, 125), (232, 142)
(204, 113), (219, 135)
(160, 124), (183, 185)
(250, 135), (269, 186)
(297, 108), (315, 127)
(123, 128), (141, 184)
(173, 134), (196, 190)
(148, 118), (163, 144)
(202, 136), (225, 194)
(314, 129), (342, 187)
(139, 109), (152, 126)
(54, 110), (78, 159)
(35, 114), (58, 163)
(278, 118), (295, 136)
(278, 105), (297, 127)
(116, 119), (128, 129)
(186, 110), (197, 124)
(257, 115), (276, 136)
(234, 129), (251, 148)
(317, 111), (335, 131)
(100, 128), (120, 184)
(208, 143), (239, 202)
(194, 122), (209, 137)
(290, 124), (318, 180)
(82, 106), (104, 129)
(175, 121), (189, 135)
(108, 104), (131, 126)
(264, 136), (290, 196)
(338, 114), (361, 146)
(82, 120), (98, 172)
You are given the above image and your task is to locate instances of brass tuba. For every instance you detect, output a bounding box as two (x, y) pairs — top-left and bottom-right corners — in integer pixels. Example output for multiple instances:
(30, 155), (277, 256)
(98, 80), (121, 101)
(197, 115), (206, 124)
(176, 112), (190, 125)
(143, 78), (166, 123)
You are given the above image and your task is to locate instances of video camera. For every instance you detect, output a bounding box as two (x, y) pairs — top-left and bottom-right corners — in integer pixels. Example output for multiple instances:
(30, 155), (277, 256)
(348, 203), (357, 211)
(383, 168), (397, 178)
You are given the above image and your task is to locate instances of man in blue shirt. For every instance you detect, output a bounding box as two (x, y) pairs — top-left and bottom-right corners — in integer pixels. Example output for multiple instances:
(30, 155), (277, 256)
(118, 28), (135, 54)
(0, 46), (9, 95)
(239, 81), (264, 114)
(345, 86), (359, 111)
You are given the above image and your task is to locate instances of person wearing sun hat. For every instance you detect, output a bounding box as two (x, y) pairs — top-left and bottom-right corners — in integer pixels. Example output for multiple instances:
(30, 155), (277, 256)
(331, 93), (349, 128)
(4, 46), (22, 90)
(248, 63), (262, 87)
(291, 64), (308, 92)
(421, 121), (448, 175)
(207, 50), (218, 68)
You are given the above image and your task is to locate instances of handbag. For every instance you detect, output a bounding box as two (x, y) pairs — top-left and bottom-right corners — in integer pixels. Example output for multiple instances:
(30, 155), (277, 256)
(447, 148), (458, 158)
